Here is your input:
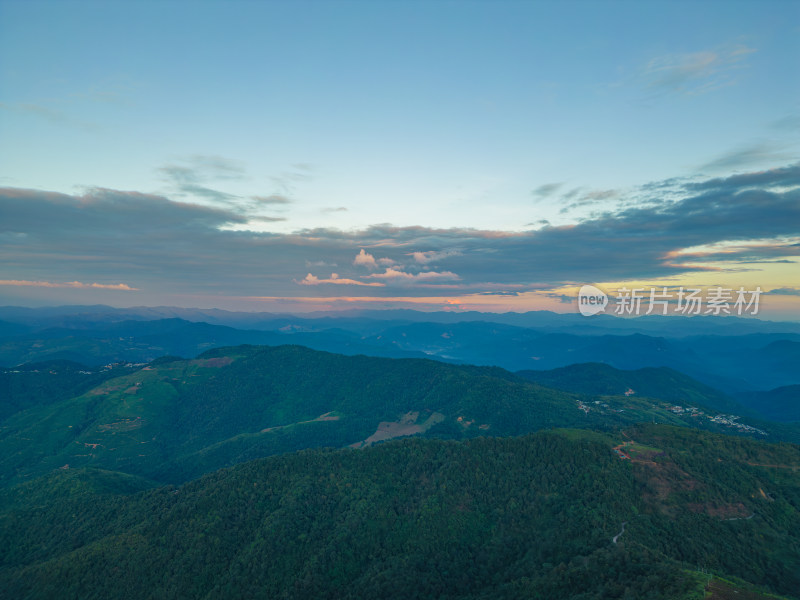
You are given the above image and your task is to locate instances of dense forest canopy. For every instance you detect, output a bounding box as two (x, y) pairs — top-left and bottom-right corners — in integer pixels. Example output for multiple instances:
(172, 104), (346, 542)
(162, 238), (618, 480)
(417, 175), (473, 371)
(1, 425), (798, 599)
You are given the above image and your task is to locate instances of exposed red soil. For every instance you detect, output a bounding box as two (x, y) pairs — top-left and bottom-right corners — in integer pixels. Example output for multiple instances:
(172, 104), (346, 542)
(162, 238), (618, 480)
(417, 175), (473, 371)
(706, 579), (779, 599)
(194, 356), (234, 368)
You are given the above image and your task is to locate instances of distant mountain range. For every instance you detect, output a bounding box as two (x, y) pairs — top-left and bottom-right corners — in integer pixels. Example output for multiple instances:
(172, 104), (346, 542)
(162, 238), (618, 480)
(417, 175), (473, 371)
(518, 362), (753, 413)
(3, 303), (800, 336)
(0, 305), (798, 392)
(736, 385), (800, 423)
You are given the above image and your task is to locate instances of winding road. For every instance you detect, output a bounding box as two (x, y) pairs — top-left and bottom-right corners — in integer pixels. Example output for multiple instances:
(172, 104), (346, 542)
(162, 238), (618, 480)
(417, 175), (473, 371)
(612, 521), (627, 544)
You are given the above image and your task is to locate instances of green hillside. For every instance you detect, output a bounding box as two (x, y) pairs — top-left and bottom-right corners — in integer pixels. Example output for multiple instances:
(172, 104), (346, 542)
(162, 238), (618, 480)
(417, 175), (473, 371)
(0, 359), (136, 421)
(1, 345), (795, 488)
(1, 425), (797, 599)
(517, 363), (749, 415)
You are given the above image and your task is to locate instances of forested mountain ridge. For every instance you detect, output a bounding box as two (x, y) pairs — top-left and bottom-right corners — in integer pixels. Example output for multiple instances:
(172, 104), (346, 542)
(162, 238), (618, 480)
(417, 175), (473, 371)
(0, 317), (435, 368)
(736, 385), (800, 423)
(2, 309), (799, 393)
(0, 359), (137, 421)
(517, 363), (752, 416)
(1, 425), (797, 599)
(1, 345), (794, 489)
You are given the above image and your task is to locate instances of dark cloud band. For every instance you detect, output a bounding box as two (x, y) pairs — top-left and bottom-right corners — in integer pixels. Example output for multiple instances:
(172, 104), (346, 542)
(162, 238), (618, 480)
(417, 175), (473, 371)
(1, 163), (798, 299)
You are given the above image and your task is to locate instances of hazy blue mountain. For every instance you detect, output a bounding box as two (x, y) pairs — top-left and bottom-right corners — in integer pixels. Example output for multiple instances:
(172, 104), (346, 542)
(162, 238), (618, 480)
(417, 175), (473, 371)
(0, 320), (31, 337)
(360, 322), (799, 391)
(1, 306), (798, 392)
(736, 385), (800, 422)
(2, 304), (800, 337)
(516, 363), (752, 415)
(0, 318), (435, 367)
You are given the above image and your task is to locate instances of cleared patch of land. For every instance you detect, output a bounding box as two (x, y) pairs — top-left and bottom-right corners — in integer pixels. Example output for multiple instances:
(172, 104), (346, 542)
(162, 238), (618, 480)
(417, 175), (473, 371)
(261, 412), (342, 433)
(352, 411), (445, 448)
(192, 356), (234, 368)
(706, 577), (790, 599)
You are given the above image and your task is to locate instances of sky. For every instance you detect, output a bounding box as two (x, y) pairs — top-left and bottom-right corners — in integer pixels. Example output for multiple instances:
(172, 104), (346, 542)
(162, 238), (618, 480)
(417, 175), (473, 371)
(1, 0), (799, 318)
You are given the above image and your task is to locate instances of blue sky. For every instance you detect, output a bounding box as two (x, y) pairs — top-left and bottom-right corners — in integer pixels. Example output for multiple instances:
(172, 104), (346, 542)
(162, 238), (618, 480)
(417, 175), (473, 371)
(1, 0), (799, 316)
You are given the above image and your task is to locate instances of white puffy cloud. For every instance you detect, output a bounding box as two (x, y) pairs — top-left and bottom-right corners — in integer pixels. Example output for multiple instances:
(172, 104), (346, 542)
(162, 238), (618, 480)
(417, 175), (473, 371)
(353, 249), (378, 269)
(410, 250), (461, 264)
(295, 273), (384, 287)
(364, 268), (460, 282)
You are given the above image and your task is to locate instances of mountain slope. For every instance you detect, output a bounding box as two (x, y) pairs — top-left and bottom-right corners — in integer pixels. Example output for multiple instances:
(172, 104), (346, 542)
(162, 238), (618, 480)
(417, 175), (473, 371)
(0, 345), (584, 486)
(737, 385), (800, 423)
(1, 425), (797, 599)
(0, 360), (137, 421)
(1, 344), (794, 489)
(517, 363), (750, 415)
(0, 318), (438, 367)
(362, 322), (800, 391)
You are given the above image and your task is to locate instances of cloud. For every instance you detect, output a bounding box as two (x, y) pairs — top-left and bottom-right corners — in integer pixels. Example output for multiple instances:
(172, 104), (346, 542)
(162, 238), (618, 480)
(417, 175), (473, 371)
(0, 280), (137, 290)
(157, 155), (247, 205)
(363, 268), (408, 280)
(158, 155), (246, 185)
(248, 215), (288, 223)
(583, 189), (619, 201)
(269, 164), (314, 195)
(295, 273), (384, 287)
(322, 207), (348, 213)
(353, 249), (378, 269)
(558, 188), (621, 214)
(475, 290), (520, 296)
(306, 260), (337, 268)
(641, 44), (756, 95)
(171, 183), (239, 204)
(699, 142), (797, 172)
(410, 250), (461, 264)
(364, 268), (460, 282)
(532, 183), (562, 198)
(688, 163), (800, 191)
(769, 287), (800, 296)
(665, 238), (800, 264)
(524, 220), (551, 228)
(157, 157), (301, 225)
(0, 186), (246, 231)
(0, 186), (249, 294)
(560, 187), (583, 201)
(2, 162), (798, 302)
(252, 194), (293, 205)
